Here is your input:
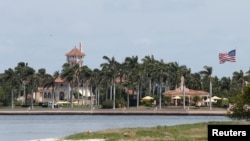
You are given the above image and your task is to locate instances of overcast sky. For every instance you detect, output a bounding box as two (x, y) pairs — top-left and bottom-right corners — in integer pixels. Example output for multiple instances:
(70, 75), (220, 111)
(1, 0), (250, 78)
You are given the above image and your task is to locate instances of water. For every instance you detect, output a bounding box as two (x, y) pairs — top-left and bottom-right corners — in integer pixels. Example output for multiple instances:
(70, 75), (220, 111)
(0, 115), (232, 141)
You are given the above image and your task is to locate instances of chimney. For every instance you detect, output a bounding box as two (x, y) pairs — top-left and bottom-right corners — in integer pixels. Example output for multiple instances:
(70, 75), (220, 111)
(79, 41), (82, 53)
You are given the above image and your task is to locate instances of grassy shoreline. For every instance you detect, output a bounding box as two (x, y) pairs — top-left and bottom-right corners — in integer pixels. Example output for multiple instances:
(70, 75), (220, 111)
(60, 121), (249, 141)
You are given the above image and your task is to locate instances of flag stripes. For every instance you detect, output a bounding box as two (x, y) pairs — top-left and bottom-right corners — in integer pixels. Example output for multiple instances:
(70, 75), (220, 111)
(219, 49), (236, 64)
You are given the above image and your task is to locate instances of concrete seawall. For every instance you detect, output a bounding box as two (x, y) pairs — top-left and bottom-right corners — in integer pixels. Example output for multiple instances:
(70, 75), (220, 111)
(0, 109), (228, 116)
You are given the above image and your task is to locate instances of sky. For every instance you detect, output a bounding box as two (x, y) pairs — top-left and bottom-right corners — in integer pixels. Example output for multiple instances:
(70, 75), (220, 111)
(1, 0), (250, 79)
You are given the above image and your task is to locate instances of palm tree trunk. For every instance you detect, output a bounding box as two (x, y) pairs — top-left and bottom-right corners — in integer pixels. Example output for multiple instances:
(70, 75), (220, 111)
(31, 89), (34, 109)
(23, 83), (26, 105)
(159, 83), (162, 110)
(70, 85), (73, 109)
(77, 77), (80, 106)
(113, 81), (116, 109)
(42, 88), (44, 103)
(84, 84), (87, 106)
(81, 84), (84, 105)
(11, 87), (14, 110)
(110, 85), (112, 100)
(91, 86), (93, 110)
(105, 88), (108, 101)
(97, 88), (100, 106)
(51, 88), (54, 109)
(126, 87), (129, 108)
(209, 81), (212, 110)
(136, 83), (139, 109)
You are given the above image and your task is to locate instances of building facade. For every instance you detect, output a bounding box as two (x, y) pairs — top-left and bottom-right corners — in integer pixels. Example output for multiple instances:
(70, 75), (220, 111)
(34, 42), (93, 105)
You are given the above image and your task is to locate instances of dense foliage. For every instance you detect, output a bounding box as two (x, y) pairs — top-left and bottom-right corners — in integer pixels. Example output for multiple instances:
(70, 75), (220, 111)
(226, 84), (250, 120)
(0, 55), (250, 113)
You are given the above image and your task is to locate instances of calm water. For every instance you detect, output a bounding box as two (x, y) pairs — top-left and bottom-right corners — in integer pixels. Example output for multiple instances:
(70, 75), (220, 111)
(0, 115), (232, 141)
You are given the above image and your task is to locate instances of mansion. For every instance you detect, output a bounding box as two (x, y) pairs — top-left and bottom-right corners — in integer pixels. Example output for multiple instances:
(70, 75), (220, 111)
(31, 42), (93, 105)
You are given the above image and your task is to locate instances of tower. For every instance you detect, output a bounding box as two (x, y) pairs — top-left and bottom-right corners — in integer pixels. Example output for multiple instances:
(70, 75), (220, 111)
(65, 41), (86, 67)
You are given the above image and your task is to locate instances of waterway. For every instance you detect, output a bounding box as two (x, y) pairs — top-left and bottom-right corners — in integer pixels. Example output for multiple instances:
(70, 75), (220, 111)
(0, 115), (233, 141)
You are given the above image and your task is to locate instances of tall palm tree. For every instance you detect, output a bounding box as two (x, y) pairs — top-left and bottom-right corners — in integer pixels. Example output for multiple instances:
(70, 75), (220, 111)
(43, 71), (59, 109)
(232, 70), (245, 91)
(2, 68), (21, 110)
(200, 65), (213, 110)
(100, 56), (119, 109)
(151, 59), (168, 109)
(123, 56), (139, 108)
(37, 68), (48, 103)
(28, 72), (40, 109)
(61, 63), (80, 108)
(142, 55), (156, 97)
(79, 65), (92, 106)
(14, 62), (34, 105)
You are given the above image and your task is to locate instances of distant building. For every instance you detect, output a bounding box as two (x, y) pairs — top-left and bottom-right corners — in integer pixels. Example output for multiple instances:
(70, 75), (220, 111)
(33, 42), (93, 106)
(163, 76), (209, 106)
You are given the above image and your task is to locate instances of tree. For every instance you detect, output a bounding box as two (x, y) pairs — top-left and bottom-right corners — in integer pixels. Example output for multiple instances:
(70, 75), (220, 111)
(14, 62), (35, 105)
(200, 65), (213, 110)
(28, 71), (40, 109)
(227, 84), (250, 121)
(43, 71), (59, 109)
(1, 68), (21, 109)
(123, 56), (139, 108)
(100, 56), (119, 109)
(61, 63), (80, 108)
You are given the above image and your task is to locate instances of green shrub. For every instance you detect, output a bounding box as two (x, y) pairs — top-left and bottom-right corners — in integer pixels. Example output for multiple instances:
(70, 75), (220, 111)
(101, 100), (113, 109)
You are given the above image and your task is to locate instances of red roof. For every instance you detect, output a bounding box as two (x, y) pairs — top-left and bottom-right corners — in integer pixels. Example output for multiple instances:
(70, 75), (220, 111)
(163, 87), (209, 96)
(65, 47), (85, 57)
(54, 76), (64, 83)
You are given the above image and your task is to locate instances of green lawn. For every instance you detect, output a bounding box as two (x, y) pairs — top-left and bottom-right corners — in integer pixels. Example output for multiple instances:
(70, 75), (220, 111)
(61, 121), (250, 141)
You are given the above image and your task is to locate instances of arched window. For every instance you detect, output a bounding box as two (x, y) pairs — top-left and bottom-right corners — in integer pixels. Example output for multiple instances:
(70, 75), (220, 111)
(44, 92), (48, 98)
(48, 92), (51, 98)
(59, 92), (64, 100)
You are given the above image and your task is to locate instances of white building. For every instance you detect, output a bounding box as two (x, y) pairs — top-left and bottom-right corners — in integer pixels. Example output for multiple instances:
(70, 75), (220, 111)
(34, 42), (93, 105)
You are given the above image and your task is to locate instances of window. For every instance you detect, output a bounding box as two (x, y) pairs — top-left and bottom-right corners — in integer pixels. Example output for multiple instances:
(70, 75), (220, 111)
(59, 92), (64, 100)
(44, 92), (48, 98)
(48, 92), (51, 98)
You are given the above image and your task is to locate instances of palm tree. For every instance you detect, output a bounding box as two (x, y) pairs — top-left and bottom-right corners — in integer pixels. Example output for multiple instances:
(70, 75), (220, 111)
(123, 56), (139, 108)
(200, 65), (213, 110)
(142, 55), (156, 97)
(232, 70), (245, 91)
(79, 65), (92, 106)
(43, 71), (59, 109)
(2, 68), (21, 110)
(61, 63), (80, 108)
(151, 59), (168, 110)
(37, 68), (48, 103)
(28, 72), (40, 109)
(14, 62), (34, 105)
(100, 56), (119, 109)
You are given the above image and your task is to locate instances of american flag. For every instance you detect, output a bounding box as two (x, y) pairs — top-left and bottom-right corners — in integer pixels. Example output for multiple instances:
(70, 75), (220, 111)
(219, 49), (236, 64)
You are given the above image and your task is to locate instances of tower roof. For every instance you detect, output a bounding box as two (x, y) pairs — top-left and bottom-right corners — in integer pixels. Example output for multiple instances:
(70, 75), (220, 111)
(65, 47), (85, 57)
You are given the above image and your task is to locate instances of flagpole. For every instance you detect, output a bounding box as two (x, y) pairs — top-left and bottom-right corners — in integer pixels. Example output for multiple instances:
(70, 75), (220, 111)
(209, 81), (212, 110)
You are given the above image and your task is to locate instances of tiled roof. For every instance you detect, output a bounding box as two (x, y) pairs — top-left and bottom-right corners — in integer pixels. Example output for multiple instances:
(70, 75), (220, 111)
(55, 76), (64, 83)
(125, 88), (137, 95)
(163, 87), (209, 96)
(65, 47), (85, 56)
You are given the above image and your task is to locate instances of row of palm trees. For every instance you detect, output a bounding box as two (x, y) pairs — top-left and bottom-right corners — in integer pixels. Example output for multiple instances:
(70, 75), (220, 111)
(0, 55), (249, 109)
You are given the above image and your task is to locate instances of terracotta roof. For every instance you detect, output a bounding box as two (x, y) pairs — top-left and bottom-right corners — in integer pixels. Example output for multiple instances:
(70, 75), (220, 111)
(65, 47), (85, 57)
(115, 76), (126, 83)
(125, 88), (137, 95)
(163, 87), (209, 96)
(54, 76), (64, 83)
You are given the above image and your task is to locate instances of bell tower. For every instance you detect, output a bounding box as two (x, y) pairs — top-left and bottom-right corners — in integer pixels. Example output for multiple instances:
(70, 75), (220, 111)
(65, 41), (86, 67)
